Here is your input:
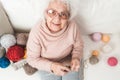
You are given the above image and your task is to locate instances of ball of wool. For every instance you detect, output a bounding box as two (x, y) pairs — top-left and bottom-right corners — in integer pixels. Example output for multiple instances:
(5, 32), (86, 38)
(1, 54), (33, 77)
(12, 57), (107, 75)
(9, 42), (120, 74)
(91, 32), (102, 42)
(107, 57), (118, 66)
(0, 57), (10, 68)
(92, 50), (99, 56)
(0, 34), (16, 49)
(23, 49), (27, 59)
(23, 63), (37, 75)
(101, 44), (113, 53)
(89, 55), (99, 65)
(16, 33), (29, 46)
(6, 45), (25, 62)
(102, 34), (110, 43)
(0, 47), (6, 58)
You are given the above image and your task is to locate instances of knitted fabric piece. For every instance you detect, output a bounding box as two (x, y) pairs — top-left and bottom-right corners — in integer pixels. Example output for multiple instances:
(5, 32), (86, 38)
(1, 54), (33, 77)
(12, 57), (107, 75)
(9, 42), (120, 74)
(23, 63), (37, 75)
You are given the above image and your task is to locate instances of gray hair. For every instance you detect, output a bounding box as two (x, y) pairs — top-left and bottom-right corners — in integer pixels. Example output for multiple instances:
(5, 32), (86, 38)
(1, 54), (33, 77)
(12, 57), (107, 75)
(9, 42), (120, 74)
(40, 0), (80, 21)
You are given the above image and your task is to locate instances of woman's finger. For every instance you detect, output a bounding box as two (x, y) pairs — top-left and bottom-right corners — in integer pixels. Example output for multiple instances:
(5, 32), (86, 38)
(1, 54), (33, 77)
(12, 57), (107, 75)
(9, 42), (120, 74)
(74, 65), (80, 71)
(71, 62), (76, 71)
(61, 66), (70, 72)
(71, 59), (80, 71)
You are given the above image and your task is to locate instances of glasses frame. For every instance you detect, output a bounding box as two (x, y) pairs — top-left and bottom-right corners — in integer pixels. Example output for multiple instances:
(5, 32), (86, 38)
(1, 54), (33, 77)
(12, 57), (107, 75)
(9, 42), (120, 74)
(46, 9), (70, 20)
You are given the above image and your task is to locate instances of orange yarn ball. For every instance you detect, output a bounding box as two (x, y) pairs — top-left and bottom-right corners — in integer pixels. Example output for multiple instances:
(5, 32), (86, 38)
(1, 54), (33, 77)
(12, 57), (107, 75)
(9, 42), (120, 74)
(92, 50), (99, 56)
(102, 34), (110, 43)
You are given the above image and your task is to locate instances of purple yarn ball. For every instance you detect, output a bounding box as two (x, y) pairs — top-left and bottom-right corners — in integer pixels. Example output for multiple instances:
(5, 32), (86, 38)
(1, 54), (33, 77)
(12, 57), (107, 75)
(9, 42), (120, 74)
(91, 32), (102, 42)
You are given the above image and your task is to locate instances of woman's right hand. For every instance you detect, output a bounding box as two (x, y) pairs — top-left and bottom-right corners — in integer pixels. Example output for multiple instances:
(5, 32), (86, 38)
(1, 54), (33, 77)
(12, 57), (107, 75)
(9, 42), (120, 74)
(51, 62), (70, 76)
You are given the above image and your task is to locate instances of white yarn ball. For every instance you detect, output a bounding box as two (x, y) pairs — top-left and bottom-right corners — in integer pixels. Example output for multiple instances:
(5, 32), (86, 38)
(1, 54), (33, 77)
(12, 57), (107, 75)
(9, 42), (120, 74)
(101, 44), (113, 53)
(0, 34), (16, 49)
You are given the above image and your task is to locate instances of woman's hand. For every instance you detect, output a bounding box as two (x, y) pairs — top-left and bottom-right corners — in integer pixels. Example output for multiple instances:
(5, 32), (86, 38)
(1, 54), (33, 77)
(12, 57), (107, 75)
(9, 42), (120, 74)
(51, 62), (70, 76)
(71, 58), (80, 71)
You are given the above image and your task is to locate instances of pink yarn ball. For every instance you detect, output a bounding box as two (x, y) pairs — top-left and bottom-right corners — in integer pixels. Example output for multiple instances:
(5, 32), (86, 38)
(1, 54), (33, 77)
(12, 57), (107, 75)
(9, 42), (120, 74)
(16, 33), (29, 46)
(107, 57), (118, 66)
(91, 32), (102, 42)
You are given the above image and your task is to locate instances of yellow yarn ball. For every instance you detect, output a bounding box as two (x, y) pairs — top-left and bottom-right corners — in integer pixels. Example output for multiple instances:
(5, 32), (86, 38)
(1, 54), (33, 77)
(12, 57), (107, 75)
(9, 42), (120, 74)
(23, 49), (27, 59)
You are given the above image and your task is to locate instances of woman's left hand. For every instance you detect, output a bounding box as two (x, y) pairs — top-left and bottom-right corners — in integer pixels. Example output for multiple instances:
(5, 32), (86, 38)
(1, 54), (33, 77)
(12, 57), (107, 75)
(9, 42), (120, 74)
(71, 58), (80, 71)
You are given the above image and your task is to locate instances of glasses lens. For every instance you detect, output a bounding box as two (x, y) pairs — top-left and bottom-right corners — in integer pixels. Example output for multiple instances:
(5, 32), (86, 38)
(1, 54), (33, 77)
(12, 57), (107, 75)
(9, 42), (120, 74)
(47, 9), (56, 18)
(60, 12), (69, 19)
(47, 9), (69, 19)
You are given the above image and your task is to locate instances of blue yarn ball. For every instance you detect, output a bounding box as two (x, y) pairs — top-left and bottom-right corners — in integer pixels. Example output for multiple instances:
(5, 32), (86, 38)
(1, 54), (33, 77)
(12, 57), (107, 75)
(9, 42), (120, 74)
(0, 57), (10, 68)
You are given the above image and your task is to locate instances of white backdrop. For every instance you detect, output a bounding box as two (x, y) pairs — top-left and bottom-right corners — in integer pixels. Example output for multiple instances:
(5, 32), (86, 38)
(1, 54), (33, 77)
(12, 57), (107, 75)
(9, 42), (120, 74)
(0, 0), (120, 33)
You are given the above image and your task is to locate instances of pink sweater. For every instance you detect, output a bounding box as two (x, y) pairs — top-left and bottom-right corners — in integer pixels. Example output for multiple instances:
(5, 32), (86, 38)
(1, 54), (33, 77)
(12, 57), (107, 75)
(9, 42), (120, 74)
(26, 20), (83, 72)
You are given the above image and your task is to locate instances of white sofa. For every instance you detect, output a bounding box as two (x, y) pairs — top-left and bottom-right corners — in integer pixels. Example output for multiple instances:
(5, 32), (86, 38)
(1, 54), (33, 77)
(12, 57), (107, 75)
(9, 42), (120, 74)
(0, 0), (120, 80)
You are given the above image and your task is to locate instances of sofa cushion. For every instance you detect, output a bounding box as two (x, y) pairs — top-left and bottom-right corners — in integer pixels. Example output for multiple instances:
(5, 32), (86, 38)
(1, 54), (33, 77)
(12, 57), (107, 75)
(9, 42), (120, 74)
(0, 2), (14, 37)
(0, 0), (48, 32)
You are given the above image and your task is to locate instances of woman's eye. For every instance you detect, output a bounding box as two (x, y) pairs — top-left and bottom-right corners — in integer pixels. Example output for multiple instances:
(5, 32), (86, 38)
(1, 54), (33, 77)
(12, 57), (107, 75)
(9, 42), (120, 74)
(61, 13), (68, 18)
(61, 13), (66, 16)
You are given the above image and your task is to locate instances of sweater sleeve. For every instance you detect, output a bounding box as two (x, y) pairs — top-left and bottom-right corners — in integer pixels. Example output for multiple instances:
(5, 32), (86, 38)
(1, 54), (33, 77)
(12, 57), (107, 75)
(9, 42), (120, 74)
(26, 23), (53, 72)
(71, 23), (84, 61)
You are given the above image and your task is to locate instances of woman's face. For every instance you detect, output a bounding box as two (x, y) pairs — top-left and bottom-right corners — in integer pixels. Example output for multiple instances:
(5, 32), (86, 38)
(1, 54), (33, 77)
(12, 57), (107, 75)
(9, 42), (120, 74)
(45, 0), (69, 33)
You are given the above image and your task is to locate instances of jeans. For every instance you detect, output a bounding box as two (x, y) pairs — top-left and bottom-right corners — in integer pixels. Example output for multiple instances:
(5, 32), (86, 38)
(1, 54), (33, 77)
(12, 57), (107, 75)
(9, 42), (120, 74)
(38, 71), (80, 80)
(38, 59), (84, 80)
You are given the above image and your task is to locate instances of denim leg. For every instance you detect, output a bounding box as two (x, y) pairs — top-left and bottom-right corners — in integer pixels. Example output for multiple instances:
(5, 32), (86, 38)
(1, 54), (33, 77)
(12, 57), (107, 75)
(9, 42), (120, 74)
(38, 71), (62, 80)
(62, 71), (79, 80)
(62, 59), (84, 80)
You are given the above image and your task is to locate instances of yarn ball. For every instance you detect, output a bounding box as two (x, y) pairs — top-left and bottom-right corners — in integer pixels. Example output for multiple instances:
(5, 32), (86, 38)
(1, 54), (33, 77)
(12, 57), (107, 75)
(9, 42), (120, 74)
(0, 57), (10, 68)
(102, 34), (110, 43)
(91, 32), (102, 42)
(0, 34), (16, 49)
(0, 47), (6, 58)
(23, 63), (37, 75)
(107, 57), (118, 66)
(23, 49), (27, 59)
(89, 55), (99, 65)
(6, 45), (25, 62)
(16, 33), (29, 46)
(101, 44), (113, 53)
(92, 50), (99, 56)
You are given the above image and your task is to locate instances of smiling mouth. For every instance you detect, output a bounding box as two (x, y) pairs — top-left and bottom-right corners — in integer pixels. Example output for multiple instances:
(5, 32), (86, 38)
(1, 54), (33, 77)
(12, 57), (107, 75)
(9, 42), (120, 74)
(52, 23), (61, 26)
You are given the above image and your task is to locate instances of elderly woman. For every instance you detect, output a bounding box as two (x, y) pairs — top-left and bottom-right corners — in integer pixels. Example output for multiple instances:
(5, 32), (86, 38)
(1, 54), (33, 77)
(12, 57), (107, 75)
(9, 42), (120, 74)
(26, 0), (83, 80)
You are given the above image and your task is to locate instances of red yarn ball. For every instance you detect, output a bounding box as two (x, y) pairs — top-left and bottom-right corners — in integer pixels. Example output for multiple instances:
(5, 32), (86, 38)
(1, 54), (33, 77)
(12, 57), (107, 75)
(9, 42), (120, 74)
(6, 45), (25, 62)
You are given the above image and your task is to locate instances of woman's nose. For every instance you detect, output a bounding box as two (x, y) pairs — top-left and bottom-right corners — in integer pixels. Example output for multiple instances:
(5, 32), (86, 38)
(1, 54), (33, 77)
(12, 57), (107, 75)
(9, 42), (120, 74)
(52, 14), (61, 23)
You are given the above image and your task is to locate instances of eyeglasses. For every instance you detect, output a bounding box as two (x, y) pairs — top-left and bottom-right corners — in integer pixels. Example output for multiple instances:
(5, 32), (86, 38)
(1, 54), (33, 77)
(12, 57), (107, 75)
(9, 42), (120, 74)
(46, 9), (70, 20)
